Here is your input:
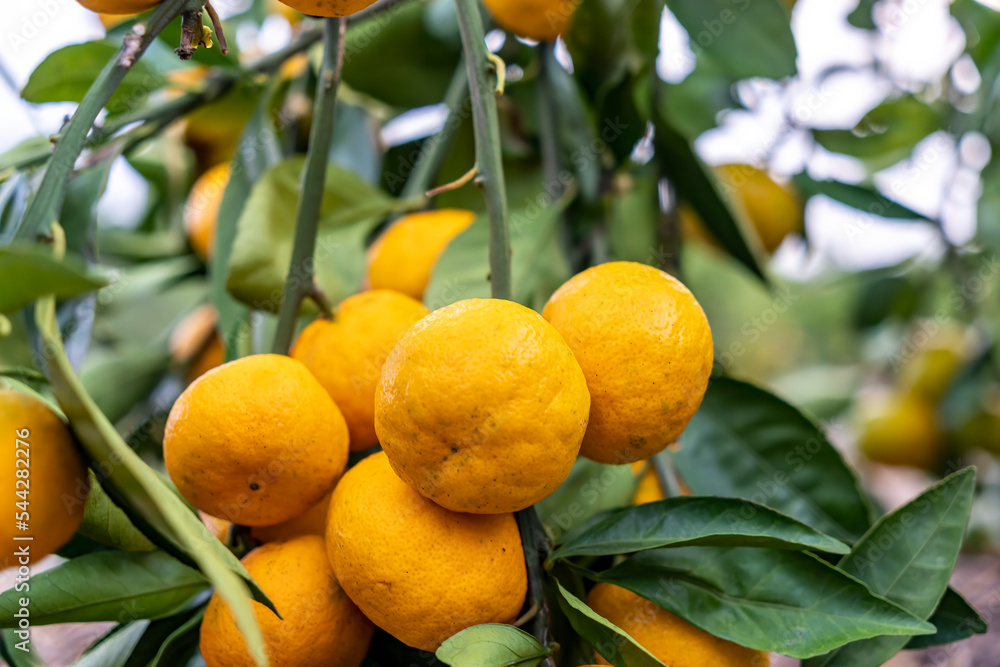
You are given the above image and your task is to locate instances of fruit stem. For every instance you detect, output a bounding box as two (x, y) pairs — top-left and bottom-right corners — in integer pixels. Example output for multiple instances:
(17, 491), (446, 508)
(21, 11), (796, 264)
(516, 507), (554, 665)
(454, 0), (512, 301)
(15, 0), (189, 243)
(271, 17), (347, 356)
(652, 449), (684, 498)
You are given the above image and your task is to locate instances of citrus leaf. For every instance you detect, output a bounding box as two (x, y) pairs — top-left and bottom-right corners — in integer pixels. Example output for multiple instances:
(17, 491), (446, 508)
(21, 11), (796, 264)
(803, 468), (977, 667)
(589, 547), (934, 658)
(436, 624), (550, 667)
(78, 474), (157, 552)
(813, 96), (940, 168)
(34, 296), (271, 666)
(0, 629), (47, 667)
(664, 0), (797, 80)
(550, 496), (850, 560)
(553, 581), (667, 667)
(904, 587), (986, 649)
(72, 622), (149, 667)
(148, 607), (205, 667)
(0, 550), (205, 627)
(674, 378), (873, 543)
(0, 245), (106, 315)
(80, 347), (170, 423)
(791, 174), (925, 220)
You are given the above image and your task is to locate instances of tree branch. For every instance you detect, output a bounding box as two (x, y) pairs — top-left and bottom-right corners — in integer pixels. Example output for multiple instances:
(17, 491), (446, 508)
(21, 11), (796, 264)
(271, 17), (347, 355)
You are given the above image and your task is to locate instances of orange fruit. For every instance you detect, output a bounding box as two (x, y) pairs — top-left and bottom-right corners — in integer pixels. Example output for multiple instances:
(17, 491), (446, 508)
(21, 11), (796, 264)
(169, 304), (226, 382)
(481, 0), (579, 41)
(0, 390), (89, 568)
(164, 354), (349, 526)
(184, 162), (230, 260)
(292, 290), (429, 452)
(275, 0), (379, 17)
(200, 535), (373, 667)
(97, 12), (133, 28)
(251, 489), (332, 543)
(375, 298), (590, 513)
(326, 452), (526, 651)
(716, 164), (802, 253)
(587, 583), (769, 666)
(76, 0), (158, 13)
(543, 262), (713, 464)
(858, 391), (941, 469)
(366, 209), (475, 300)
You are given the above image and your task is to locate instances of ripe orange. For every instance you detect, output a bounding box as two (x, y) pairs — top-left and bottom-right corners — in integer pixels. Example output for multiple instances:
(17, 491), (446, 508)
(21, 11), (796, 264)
(543, 262), (713, 464)
(169, 304), (226, 383)
(76, 0), (158, 13)
(375, 298), (590, 513)
(366, 209), (475, 300)
(326, 452), (527, 651)
(292, 290), (429, 452)
(587, 583), (769, 666)
(0, 390), (89, 568)
(200, 535), (373, 667)
(481, 0), (579, 41)
(184, 162), (230, 260)
(251, 489), (332, 543)
(164, 354), (348, 526)
(858, 391), (941, 469)
(716, 164), (802, 253)
(275, 0), (379, 18)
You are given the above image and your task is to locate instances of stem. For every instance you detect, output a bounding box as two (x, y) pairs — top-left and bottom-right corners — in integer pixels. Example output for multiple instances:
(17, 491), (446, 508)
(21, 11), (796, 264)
(454, 0), (511, 300)
(271, 17), (346, 356)
(516, 507), (554, 665)
(536, 43), (562, 196)
(16, 0), (188, 241)
(652, 449), (684, 498)
(398, 61), (469, 204)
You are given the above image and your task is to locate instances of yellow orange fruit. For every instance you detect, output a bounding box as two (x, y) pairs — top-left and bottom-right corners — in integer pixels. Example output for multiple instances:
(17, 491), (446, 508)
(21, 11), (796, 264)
(543, 262), (713, 464)
(169, 304), (226, 383)
(200, 535), (373, 667)
(292, 290), (429, 452)
(275, 0), (379, 18)
(164, 354), (349, 526)
(858, 391), (941, 469)
(375, 298), (590, 513)
(0, 390), (89, 568)
(716, 164), (802, 253)
(76, 0), (158, 14)
(251, 489), (332, 543)
(896, 325), (969, 402)
(97, 13), (132, 28)
(366, 209), (475, 300)
(633, 466), (665, 505)
(587, 583), (769, 667)
(184, 162), (230, 260)
(481, 0), (579, 41)
(326, 452), (526, 651)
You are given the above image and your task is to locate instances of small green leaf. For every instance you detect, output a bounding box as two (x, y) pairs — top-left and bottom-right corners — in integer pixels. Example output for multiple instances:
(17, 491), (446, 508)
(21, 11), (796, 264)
(813, 96), (940, 168)
(804, 468), (977, 667)
(0, 550), (206, 627)
(72, 622), (149, 667)
(551, 496), (849, 560)
(78, 474), (157, 552)
(0, 246), (107, 315)
(590, 547), (934, 658)
(792, 174), (925, 220)
(674, 378), (873, 543)
(904, 587), (987, 649)
(436, 624), (549, 667)
(553, 581), (667, 667)
(148, 607), (205, 667)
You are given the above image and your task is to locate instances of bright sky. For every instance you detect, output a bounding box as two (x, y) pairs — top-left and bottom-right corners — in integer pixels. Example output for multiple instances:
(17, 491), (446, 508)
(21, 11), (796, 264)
(2, 0), (993, 276)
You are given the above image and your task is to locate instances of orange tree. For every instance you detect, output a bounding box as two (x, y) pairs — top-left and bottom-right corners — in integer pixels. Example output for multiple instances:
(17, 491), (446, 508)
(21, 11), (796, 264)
(0, 0), (997, 665)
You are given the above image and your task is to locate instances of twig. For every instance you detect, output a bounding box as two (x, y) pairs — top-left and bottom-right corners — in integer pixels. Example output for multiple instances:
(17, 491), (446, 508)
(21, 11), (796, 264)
(271, 17), (347, 356)
(175, 9), (205, 60)
(652, 449), (684, 498)
(517, 507), (554, 666)
(512, 601), (539, 628)
(203, 1), (229, 55)
(426, 164), (477, 197)
(454, 0), (511, 301)
(16, 0), (189, 242)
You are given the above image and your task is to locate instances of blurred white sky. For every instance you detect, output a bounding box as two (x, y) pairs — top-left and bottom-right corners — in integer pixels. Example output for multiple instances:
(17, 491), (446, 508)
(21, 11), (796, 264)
(1, 0), (993, 276)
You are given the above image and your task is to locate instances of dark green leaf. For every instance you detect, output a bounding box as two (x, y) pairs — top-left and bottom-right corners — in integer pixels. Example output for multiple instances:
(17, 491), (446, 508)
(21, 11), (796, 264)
(551, 496), (850, 560)
(0, 245), (107, 314)
(591, 547), (934, 658)
(661, 59), (739, 139)
(436, 624), (550, 667)
(813, 96), (940, 167)
(792, 174), (925, 220)
(607, 169), (660, 264)
(904, 587), (987, 649)
(78, 474), (157, 553)
(543, 49), (601, 203)
(804, 468), (976, 666)
(847, 0), (877, 29)
(553, 581), (667, 667)
(674, 378), (873, 543)
(665, 0), (797, 80)
(0, 550), (205, 627)
(80, 347), (170, 423)
(653, 112), (766, 282)
(148, 607), (205, 667)
(72, 622), (149, 667)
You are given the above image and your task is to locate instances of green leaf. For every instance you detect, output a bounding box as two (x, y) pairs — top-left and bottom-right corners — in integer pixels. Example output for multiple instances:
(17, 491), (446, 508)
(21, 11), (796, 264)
(0, 629), (47, 667)
(535, 459), (640, 542)
(674, 378), (873, 543)
(0, 550), (206, 627)
(226, 156), (394, 312)
(78, 474), (157, 552)
(80, 347), (170, 423)
(803, 468), (976, 667)
(661, 58), (739, 139)
(436, 624), (550, 667)
(904, 587), (987, 649)
(553, 581), (667, 667)
(21, 41), (165, 117)
(792, 174), (925, 220)
(34, 297), (272, 666)
(550, 496), (850, 560)
(665, 0), (797, 80)
(72, 622), (149, 667)
(591, 547), (934, 658)
(148, 607), (205, 667)
(607, 169), (660, 264)
(652, 113), (766, 282)
(0, 245), (107, 315)
(847, 0), (877, 29)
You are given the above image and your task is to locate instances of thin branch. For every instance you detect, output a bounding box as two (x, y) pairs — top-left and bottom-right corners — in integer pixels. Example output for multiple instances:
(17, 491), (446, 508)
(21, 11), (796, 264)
(271, 17), (347, 356)
(16, 0), (189, 242)
(426, 164), (477, 197)
(454, 0), (511, 301)
(652, 449), (684, 498)
(204, 1), (229, 55)
(516, 507), (554, 667)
